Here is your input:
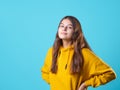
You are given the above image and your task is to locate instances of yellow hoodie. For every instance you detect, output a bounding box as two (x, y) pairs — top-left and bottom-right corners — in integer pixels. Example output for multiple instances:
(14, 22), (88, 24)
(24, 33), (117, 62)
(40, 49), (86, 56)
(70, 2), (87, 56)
(41, 45), (116, 90)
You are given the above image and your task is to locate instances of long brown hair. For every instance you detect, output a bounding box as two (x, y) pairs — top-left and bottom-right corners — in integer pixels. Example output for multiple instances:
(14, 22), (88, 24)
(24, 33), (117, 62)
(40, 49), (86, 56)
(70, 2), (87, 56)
(51, 16), (91, 74)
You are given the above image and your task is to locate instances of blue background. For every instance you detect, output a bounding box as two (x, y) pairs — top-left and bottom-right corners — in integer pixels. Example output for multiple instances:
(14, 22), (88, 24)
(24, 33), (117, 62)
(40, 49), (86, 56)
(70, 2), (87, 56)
(0, 0), (120, 90)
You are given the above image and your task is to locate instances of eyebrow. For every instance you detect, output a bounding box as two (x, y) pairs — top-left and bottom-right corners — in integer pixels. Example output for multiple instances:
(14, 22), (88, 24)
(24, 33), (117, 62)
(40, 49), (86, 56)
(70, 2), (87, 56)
(60, 23), (73, 26)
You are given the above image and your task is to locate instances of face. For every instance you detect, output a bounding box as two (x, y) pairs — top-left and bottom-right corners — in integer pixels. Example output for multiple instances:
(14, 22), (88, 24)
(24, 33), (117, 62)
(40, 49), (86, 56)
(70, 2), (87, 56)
(58, 19), (74, 41)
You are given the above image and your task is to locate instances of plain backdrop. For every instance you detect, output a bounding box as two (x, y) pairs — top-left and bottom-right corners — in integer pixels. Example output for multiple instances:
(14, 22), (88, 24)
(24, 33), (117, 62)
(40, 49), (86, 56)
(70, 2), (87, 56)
(0, 0), (120, 90)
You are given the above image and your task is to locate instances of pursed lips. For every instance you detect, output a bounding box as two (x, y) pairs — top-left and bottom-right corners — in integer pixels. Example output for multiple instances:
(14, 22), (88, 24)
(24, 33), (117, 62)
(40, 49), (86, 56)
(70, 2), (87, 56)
(61, 32), (67, 35)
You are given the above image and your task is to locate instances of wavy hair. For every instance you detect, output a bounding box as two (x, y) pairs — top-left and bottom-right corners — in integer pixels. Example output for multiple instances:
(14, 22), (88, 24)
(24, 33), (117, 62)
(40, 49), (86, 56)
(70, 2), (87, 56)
(51, 16), (91, 74)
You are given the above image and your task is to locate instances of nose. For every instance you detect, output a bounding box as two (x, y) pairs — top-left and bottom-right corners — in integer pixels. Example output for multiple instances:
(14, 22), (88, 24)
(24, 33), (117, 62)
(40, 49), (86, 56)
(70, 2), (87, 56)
(63, 26), (67, 31)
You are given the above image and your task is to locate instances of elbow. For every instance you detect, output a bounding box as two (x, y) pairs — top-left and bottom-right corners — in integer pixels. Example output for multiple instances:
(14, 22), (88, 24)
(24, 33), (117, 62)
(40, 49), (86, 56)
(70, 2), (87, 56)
(104, 70), (116, 83)
(111, 71), (116, 80)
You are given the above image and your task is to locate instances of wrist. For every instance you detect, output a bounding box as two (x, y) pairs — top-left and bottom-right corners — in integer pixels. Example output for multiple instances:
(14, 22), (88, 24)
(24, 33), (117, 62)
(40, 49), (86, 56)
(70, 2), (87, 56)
(83, 83), (87, 88)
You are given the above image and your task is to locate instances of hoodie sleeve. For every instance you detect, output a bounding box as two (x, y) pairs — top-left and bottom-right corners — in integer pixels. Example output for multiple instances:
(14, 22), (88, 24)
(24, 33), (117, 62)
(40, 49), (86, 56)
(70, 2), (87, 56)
(82, 48), (116, 87)
(41, 48), (52, 84)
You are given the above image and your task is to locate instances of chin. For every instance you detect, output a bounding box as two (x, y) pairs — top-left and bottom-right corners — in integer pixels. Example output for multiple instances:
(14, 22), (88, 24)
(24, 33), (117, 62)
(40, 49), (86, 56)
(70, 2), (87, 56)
(59, 35), (66, 39)
(59, 36), (67, 39)
(59, 38), (66, 40)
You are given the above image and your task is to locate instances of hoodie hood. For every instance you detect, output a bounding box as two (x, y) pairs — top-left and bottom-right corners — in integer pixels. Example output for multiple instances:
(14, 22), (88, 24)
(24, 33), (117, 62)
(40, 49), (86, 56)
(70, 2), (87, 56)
(58, 44), (74, 70)
(59, 44), (74, 52)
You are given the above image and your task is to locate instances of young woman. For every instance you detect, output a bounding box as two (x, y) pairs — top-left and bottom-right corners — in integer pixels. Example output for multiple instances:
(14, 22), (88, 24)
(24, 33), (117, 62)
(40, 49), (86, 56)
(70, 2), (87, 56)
(41, 16), (116, 90)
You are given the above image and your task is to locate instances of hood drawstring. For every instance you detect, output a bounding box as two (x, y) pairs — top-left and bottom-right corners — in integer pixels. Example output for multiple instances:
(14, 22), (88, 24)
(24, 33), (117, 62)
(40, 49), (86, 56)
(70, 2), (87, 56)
(65, 49), (70, 70)
(59, 45), (74, 70)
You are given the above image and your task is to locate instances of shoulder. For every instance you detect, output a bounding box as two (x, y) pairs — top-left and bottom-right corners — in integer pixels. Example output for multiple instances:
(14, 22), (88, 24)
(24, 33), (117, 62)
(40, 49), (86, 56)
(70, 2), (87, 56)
(81, 48), (92, 55)
(47, 47), (53, 54)
(44, 47), (53, 64)
(81, 48), (98, 60)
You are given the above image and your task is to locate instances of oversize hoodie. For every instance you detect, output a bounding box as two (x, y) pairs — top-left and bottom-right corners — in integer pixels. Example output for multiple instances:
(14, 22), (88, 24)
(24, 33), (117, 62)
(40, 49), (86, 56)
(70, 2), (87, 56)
(41, 45), (116, 90)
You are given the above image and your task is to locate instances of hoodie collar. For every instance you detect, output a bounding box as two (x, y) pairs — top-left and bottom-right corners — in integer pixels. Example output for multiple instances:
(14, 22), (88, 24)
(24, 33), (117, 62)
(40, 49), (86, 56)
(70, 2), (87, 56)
(59, 44), (74, 52)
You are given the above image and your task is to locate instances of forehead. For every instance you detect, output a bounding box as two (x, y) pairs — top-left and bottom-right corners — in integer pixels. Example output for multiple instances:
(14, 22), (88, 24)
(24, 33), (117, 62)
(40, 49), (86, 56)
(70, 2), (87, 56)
(61, 19), (72, 25)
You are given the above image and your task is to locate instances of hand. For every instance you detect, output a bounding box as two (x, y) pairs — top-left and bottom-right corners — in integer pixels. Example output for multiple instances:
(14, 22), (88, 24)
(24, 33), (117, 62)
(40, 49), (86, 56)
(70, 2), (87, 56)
(78, 83), (87, 90)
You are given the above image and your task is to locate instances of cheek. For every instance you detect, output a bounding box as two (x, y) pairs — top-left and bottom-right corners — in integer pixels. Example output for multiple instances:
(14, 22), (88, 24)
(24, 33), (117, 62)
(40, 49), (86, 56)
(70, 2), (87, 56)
(58, 28), (60, 33)
(68, 30), (74, 37)
(58, 29), (61, 37)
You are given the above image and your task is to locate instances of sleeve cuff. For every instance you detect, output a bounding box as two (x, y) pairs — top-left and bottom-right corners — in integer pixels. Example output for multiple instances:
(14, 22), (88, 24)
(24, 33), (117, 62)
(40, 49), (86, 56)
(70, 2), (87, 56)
(84, 80), (91, 87)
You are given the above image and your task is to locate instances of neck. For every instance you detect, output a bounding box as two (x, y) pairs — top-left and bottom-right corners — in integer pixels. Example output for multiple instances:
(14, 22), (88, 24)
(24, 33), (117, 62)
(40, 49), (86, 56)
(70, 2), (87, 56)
(62, 40), (72, 48)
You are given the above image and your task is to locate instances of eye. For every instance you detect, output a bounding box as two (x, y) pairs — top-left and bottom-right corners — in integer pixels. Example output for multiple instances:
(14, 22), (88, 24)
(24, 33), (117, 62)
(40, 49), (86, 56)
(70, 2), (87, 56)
(59, 24), (64, 28)
(68, 26), (73, 29)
